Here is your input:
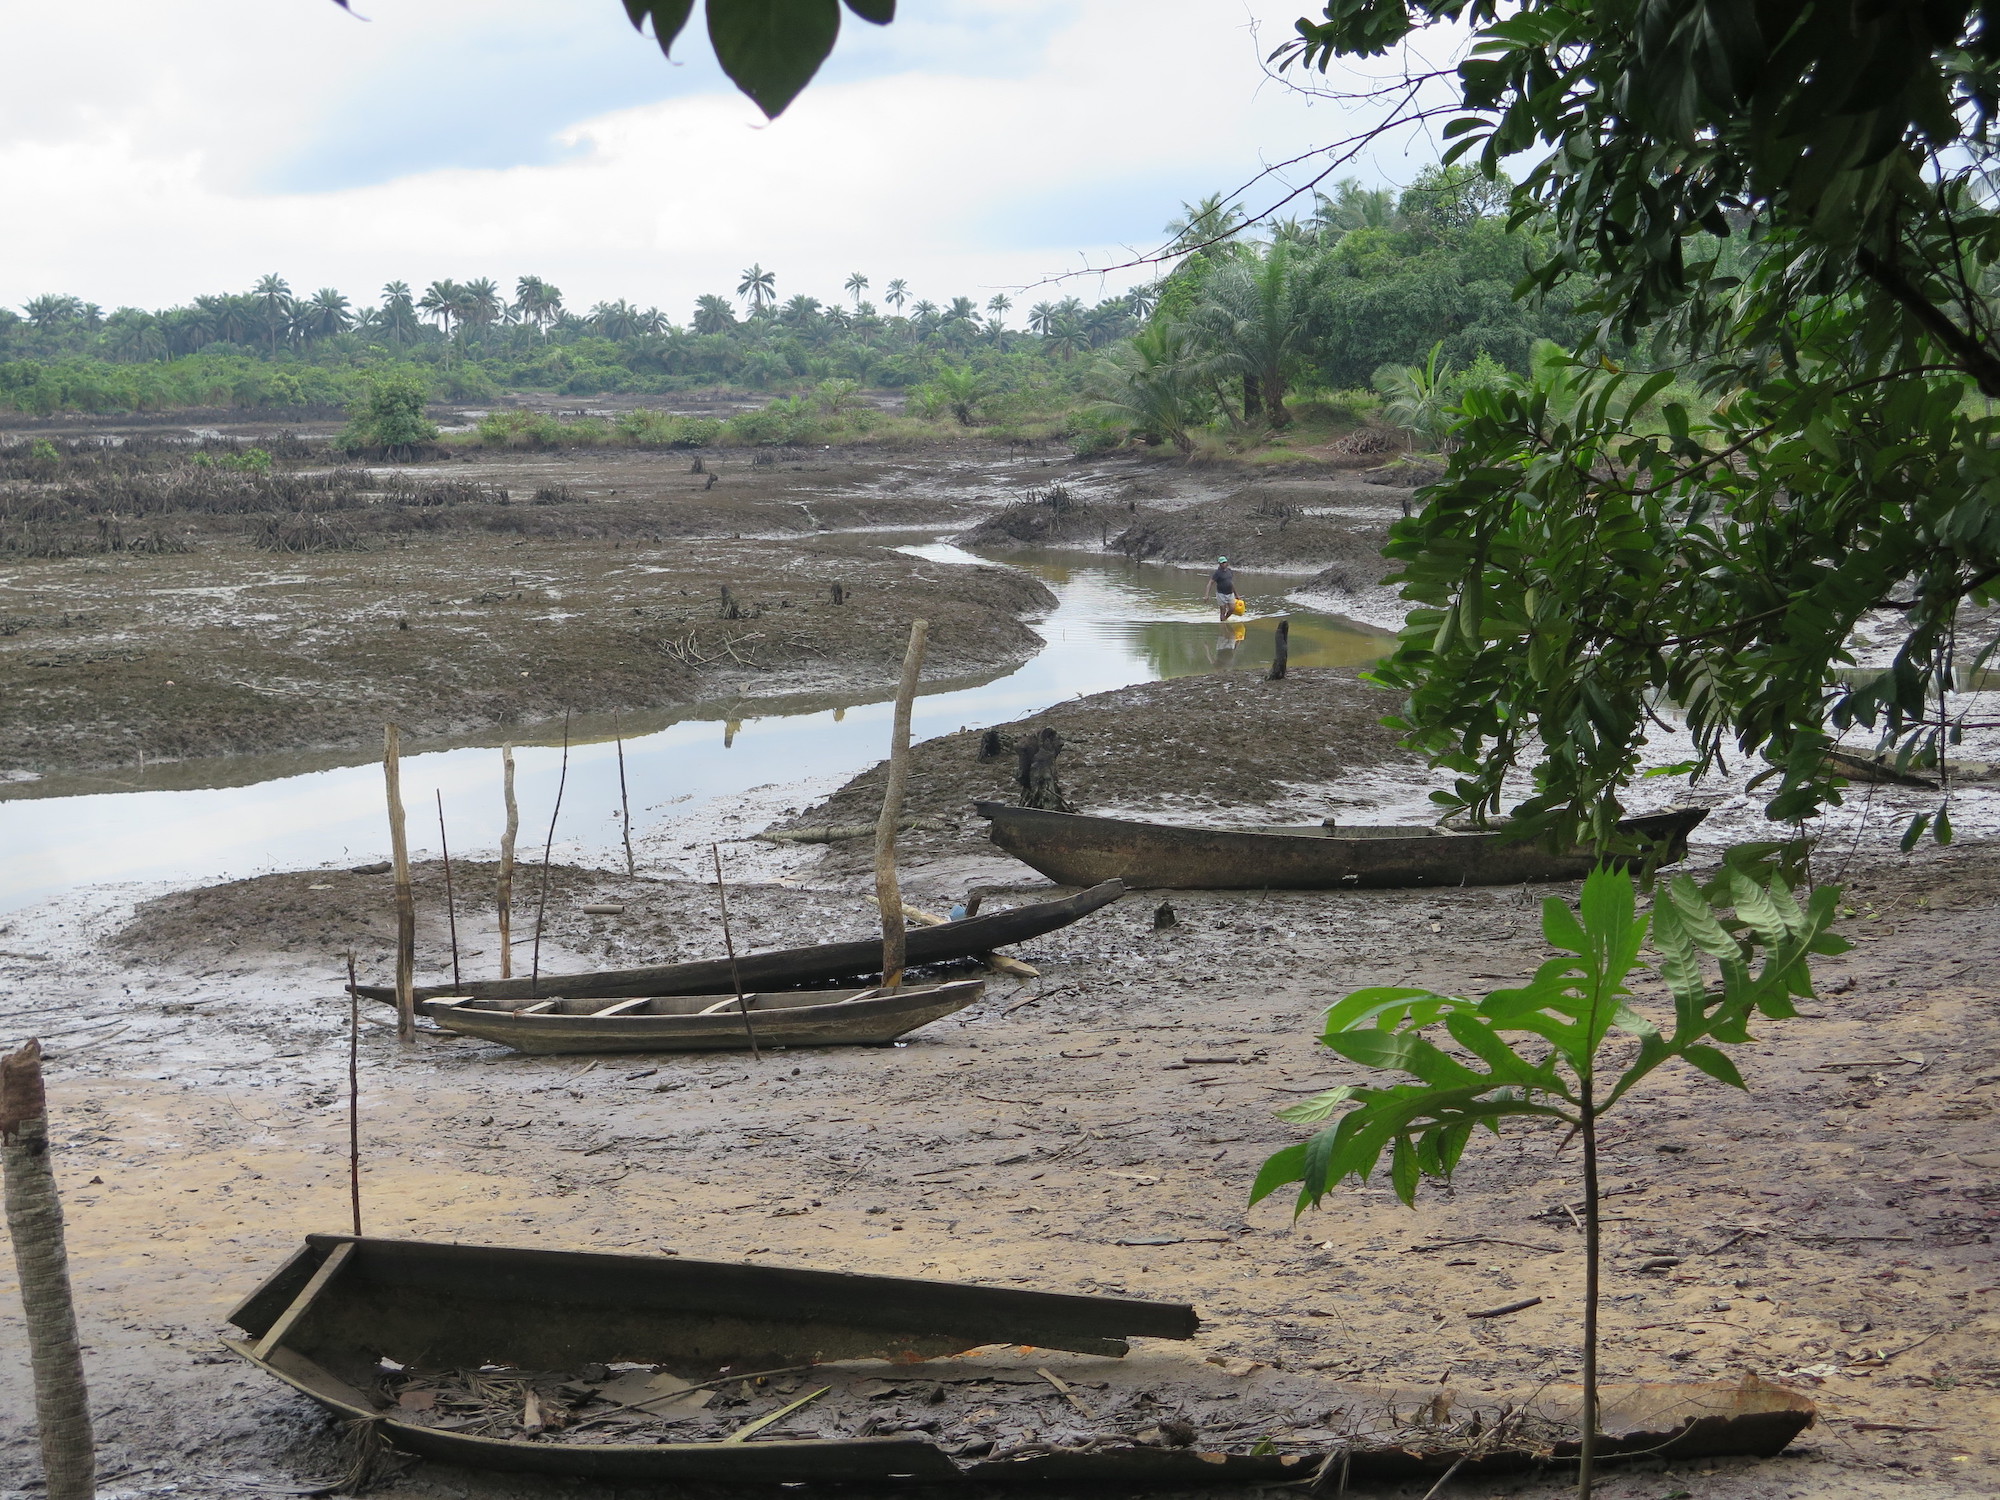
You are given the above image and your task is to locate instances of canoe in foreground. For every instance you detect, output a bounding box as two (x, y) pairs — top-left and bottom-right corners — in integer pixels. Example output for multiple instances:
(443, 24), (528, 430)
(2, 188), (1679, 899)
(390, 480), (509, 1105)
(355, 879), (1124, 1005)
(423, 979), (984, 1055)
(227, 1236), (1813, 1488)
(973, 803), (1708, 891)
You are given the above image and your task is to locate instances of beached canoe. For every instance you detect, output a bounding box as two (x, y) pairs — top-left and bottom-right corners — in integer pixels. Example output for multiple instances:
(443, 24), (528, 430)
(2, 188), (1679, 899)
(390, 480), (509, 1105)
(422, 979), (984, 1055)
(973, 803), (1708, 890)
(227, 1236), (1813, 1487)
(355, 879), (1123, 1005)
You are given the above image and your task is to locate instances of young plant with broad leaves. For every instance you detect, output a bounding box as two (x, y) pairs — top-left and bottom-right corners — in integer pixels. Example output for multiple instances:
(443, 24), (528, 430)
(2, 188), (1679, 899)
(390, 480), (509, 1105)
(1252, 865), (1844, 1498)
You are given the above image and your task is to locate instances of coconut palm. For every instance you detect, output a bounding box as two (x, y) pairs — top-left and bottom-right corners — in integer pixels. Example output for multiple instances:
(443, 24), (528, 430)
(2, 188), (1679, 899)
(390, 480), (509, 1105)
(418, 280), (462, 365)
(883, 278), (909, 311)
(692, 294), (737, 334)
(513, 276), (564, 331)
(844, 272), (869, 308)
(1165, 193), (1245, 259)
(1310, 180), (1397, 239)
(458, 278), (503, 335)
(1124, 283), (1161, 319)
(985, 293), (1012, 336)
(910, 299), (939, 331)
(1027, 301), (1057, 337)
(737, 263), (777, 312)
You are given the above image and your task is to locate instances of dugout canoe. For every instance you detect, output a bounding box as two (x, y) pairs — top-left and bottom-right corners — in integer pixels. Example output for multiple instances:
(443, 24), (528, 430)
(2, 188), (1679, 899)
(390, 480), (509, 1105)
(973, 803), (1707, 890)
(422, 979), (985, 1055)
(354, 879), (1123, 1005)
(226, 1236), (1813, 1488)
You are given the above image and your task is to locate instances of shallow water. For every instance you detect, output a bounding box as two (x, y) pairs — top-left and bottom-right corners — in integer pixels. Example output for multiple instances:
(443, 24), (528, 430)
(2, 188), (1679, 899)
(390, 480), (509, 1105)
(0, 547), (1391, 913)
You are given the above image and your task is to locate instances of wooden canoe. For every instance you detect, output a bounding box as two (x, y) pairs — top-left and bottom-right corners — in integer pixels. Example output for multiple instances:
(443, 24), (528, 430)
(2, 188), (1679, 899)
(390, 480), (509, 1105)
(422, 979), (985, 1055)
(973, 803), (1708, 890)
(355, 879), (1123, 1005)
(226, 1236), (1813, 1487)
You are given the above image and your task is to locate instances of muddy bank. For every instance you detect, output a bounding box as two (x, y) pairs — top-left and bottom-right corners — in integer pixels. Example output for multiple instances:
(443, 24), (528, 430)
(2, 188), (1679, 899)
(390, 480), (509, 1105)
(1110, 480), (1402, 574)
(4, 831), (1998, 1497)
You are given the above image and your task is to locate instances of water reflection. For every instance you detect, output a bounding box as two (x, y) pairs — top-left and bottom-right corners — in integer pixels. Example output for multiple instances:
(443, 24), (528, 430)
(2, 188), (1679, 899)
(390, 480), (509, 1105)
(0, 543), (1394, 912)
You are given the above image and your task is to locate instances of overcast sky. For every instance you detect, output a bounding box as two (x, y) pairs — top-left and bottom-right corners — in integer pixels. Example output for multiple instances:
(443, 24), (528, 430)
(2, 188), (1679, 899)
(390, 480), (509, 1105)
(3, 0), (1452, 321)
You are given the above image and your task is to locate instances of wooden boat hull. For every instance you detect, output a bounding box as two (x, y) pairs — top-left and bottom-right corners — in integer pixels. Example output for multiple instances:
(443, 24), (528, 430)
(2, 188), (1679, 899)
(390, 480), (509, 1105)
(424, 980), (985, 1055)
(356, 879), (1123, 1005)
(227, 1236), (1811, 1487)
(973, 804), (1708, 890)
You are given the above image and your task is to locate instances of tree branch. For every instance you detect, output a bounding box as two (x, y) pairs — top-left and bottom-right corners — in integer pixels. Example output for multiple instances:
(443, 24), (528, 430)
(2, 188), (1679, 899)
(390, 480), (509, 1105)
(1856, 248), (2000, 398)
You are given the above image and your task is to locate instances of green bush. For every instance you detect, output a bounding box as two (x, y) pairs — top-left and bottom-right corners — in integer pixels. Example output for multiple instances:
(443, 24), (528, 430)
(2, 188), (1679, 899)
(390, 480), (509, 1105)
(339, 373), (439, 456)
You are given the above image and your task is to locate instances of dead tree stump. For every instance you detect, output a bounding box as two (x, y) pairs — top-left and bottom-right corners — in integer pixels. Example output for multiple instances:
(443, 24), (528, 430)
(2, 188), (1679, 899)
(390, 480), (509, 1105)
(1, 1041), (95, 1500)
(1014, 728), (1074, 812)
(829, 582), (846, 605)
(1269, 617), (1290, 680)
(977, 728), (1005, 761)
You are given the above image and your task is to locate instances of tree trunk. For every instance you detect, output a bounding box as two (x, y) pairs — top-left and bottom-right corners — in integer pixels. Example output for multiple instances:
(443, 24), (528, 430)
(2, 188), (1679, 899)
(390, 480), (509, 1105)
(1578, 1080), (1601, 1500)
(874, 621), (930, 989)
(1265, 372), (1290, 428)
(2, 1041), (95, 1500)
(1242, 372), (1263, 424)
(1014, 728), (1074, 811)
(1268, 617), (1290, 680)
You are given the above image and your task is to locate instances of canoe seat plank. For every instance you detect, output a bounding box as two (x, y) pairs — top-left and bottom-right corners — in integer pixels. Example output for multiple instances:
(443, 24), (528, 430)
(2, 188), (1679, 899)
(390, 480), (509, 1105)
(517, 1001), (557, 1016)
(697, 995), (756, 1015)
(589, 999), (653, 1018)
(252, 1241), (354, 1360)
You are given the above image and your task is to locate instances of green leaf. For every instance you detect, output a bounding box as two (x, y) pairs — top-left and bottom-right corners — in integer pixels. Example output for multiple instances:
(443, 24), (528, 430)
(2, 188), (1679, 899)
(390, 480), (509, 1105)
(1276, 1086), (1359, 1124)
(628, 0), (697, 53)
(707, 0), (843, 117)
(1681, 1044), (1748, 1089)
(842, 0), (894, 19)
(1248, 1142), (1307, 1206)
(1390, 1134), (1420, 1205)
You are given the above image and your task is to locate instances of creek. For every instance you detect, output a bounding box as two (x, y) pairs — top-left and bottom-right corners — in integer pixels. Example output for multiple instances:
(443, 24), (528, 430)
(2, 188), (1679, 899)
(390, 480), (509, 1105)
(0, 545), (1392, 914)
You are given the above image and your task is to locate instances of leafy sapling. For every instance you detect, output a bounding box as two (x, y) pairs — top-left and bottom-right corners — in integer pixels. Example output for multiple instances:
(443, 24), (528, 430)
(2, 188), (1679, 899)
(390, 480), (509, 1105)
(1252, 865), (1845, 1499)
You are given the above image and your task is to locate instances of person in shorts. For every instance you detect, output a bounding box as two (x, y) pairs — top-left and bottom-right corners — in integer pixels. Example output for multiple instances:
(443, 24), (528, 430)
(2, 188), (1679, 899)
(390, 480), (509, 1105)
(1205, 556), (1237, 622)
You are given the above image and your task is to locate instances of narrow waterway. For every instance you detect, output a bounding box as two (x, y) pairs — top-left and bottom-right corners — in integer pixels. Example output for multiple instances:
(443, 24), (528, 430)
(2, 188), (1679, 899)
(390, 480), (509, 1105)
(0, 547), (1392, 913)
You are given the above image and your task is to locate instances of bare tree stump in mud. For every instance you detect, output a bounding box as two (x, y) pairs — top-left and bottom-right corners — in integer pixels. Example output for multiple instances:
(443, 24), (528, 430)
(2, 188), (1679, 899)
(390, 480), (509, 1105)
(1269, 617), (1290, 681)
(978, 728), (1005, 761)
(829, 581), (846, 605)
(1, 1040), (95, 1500)
(1014, 728), (1075, 812)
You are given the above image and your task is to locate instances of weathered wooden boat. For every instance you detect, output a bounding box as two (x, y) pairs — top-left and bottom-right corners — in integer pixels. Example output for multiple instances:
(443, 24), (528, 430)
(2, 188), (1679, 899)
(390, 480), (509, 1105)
(228, 1236), (1814, 1488)
(973, 803), (1708, 890)
(422, 979), (984, 1055)
(355, 879), (1123, 1005)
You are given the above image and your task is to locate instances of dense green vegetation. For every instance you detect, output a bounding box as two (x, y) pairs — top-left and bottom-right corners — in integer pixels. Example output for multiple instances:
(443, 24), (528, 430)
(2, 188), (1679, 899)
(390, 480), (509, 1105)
(0, 170), (1577, 442)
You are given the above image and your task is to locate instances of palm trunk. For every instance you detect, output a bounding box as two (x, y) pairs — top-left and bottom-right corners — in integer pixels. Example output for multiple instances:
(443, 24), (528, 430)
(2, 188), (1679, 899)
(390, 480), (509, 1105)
(1242, 373), (1263, 424)
(1578, 1079), (1601, 1499)
(2, 1041), (95, 1500)
(1264, 371), (1290, 428)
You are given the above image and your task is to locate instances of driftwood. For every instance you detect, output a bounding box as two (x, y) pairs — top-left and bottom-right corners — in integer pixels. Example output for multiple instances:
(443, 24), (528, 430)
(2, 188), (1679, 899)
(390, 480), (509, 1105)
(1013, 727), (1074, 812)
(1268, 618), (1289, 681)
(876, 621), (930, 989)
(382, 726), (416, 1043)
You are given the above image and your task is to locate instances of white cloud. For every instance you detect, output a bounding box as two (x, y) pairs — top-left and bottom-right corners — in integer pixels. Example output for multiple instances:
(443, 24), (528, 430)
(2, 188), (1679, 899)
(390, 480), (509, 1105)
(0, 0), (1449, 318)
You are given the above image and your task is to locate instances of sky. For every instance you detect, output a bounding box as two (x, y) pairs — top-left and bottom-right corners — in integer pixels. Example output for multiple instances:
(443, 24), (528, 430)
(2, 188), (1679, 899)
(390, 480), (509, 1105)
(1, 0), (1458, 322)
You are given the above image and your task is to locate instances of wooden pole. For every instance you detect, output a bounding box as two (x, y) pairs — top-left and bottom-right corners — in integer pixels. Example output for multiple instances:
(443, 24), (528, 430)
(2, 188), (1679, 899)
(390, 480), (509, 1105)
(1268, 616), (1290, 681)
(435, 790), (461, 991)
(710, 844), (760, 1059)
(616, 732), (636, 877)
(498, 744), (518, 979)
(530, 714), (572, 997)
(874, 619), (929, 990)
(1, 1040), (95, 1500)
(383, 725), (416, 1044)
(344, 954), (362, 1237)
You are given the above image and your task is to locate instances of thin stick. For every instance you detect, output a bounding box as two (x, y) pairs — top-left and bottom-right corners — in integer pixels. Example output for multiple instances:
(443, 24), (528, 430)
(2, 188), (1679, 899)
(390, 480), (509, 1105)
(1, 1040), (96, 1500)
(435, 790), (461, 991)
(616, 731), (636, 877)
(711, 843), (760, 1060)
(498, 744), (518, 979)
(344, 953), (362, 1237)
(874, 619), (930, 989)
(530, 715), (571, 997)
(1579, 1074), (1601, 1499)
(383, 725), (416, 1044)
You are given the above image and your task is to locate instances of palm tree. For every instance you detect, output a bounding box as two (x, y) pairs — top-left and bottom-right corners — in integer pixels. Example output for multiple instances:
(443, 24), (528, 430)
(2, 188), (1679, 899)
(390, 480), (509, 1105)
(638, 307), (670, 336)
(252, 274), (292, 352)
(737, 263), (777, 312)
(1187, 242), (1317, 426)
(298, 288), (351, 342)
(844, 272), (869, 308)
(1311, 179), (1397, 239)
(419, 280), (462, 365)
(1374, 343), (1458, 451)
(780, 293), (823, 329)
(379, 282), (420, 346)
(1089, 321), (1212, 456)
(590, 300), (641, 340)
(910, 299), (939, 332)
(513, 276), (563, 331)
(883, 278), (909, 311)
(103, 310), (167, 363)
(458, 278), (503, 338)
(692, 294), (737, 334)
(1125, 283), (1161, 319)
(1166, 193), (1246, 260)
(985, 293), (1012, 337)
(929, 364), (989, 425)
(1027, 301), (1058, 336)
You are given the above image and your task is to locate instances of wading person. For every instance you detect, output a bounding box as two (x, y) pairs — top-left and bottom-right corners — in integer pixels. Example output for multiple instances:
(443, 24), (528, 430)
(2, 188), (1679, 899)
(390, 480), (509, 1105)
(1205, 556), (1237, 623)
